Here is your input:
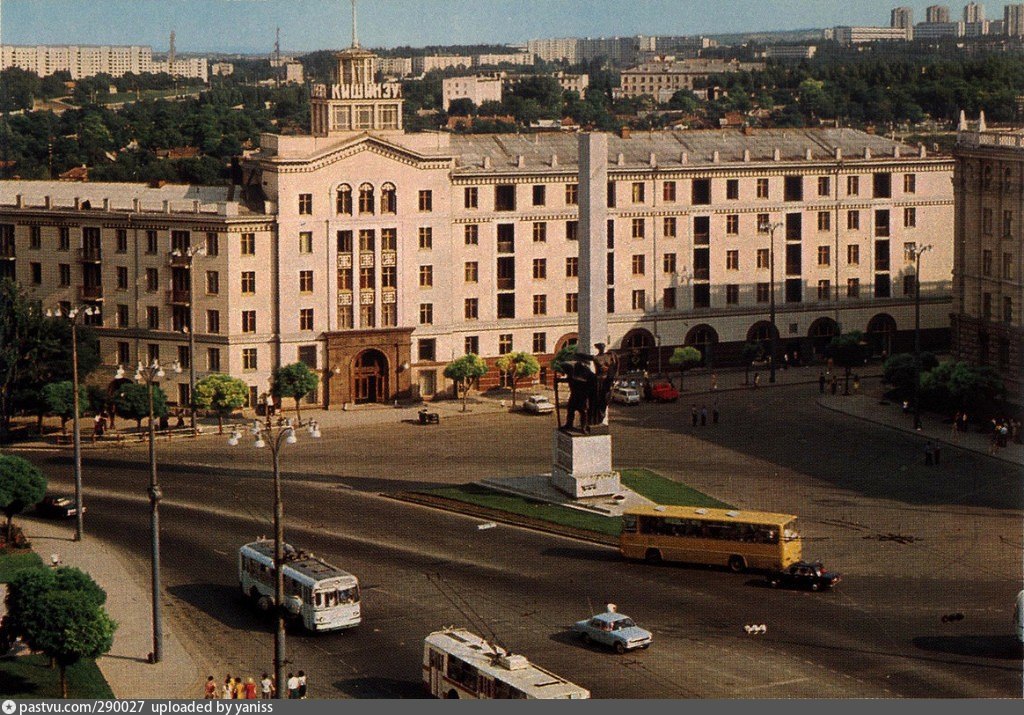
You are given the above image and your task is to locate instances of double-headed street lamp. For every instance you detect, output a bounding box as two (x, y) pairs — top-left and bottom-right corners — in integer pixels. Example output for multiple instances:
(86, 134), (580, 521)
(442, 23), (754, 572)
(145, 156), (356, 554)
(169, 245), (205, 430)
(229, 418), (321, 697)
(911, 244), (933, 431)
(115, 358), (181, 663)
(45, 304), (98, 542)
(759, 219), (784, 384)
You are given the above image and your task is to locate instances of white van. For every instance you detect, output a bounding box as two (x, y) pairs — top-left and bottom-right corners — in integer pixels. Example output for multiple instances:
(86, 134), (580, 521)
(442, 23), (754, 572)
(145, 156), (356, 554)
(610, 386), (641, 405)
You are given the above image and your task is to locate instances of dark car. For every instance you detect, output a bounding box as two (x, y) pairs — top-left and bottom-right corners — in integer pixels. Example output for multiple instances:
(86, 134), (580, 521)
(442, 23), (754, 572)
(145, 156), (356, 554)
(767, 561), (840, 591)
(36, 495), (84, 519)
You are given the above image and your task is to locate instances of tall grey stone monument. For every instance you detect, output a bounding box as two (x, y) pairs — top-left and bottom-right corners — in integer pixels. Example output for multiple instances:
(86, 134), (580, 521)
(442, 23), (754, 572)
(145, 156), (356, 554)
(550, 133), (622, 499)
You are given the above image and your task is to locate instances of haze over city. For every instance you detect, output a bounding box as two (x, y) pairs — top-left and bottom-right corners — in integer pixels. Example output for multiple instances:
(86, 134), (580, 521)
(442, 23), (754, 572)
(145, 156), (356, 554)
(0, 0), (1002, 52)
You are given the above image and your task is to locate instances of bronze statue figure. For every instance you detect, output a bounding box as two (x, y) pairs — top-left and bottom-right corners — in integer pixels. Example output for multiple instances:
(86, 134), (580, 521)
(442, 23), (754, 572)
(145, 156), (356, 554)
(560, 343), (619, 434)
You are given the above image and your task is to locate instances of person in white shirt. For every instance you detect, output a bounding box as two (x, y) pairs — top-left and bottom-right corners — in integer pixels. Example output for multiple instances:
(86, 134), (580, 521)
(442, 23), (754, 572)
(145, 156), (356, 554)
(286, 672), (300, 699)
(298, 671), (307, 699)
(260, 673), (273, 699)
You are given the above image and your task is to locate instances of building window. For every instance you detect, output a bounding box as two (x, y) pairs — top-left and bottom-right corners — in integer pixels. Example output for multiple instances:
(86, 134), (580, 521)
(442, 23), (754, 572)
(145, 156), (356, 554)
(117, 341), (131, 366)
(60, 264), (72, 287)
(28, 226), (41, 250)
(359, 266), (375, 290)
(756, 248), (770, 269)
(241, 233), (255, 255)
(631, 182), (645, 204)
(146, 306), (160, 329)
(1004, 296), (1013, 323)
(298, 193), (312, 215)
(726, 284), (739, 304)
(565, 183), (578, 205)
(418, 190), (433, 212)
(692, 179), (711, 205)
(144, 230), (157, 254)
(631, 218), (645, 239)
(847, 210), (860, 231)
(566, 221), (578, 241)
(983, 208), (993, 234)
(417, 338), (436, 362)
(465, 336), (479, 354)
(847, 175), (860, 196)
(818, 176), (831, 196)
(418, 265), (433, 287)
(146, 268), (159, 292)
(337, 268), (353, 290)
(418, 227), (432, 250)
(756, 283), (770, 303)
(533, 221), (547, 243)
(726, 250), (739, 270)
(359, 229), (375, 252)
(207, 310), (220, 334)
(464, 297), (478, 319)
(659, 287), (674, 310)
(532, 184), (546, 206)
(1004, 210), (1014, 236)
(116, 266), (129, 290)
(147, 344), (160, 364)
(419, 303), (433, 325)
(847, 278), (860, 297)
(631, 289), (646, 310)
(818, 279), (831, 300)
(202, 232), (218, 257)
(565, 292), (578, 313)
(299, 270), (313, 292)
(116, 304), (129, 327)
(360, 304), (376, 328)
(726, 179), (739, 200)
(607, 288), (615, 313)
(495, 184), (516, 211)
(381, 266), (396, 288)
(336, 184), (353, 214)
(1004, 252), (1014, 280)
(756, 213), (770, 234)
(533, 294), (547, 315)
(358, 184), (374, 214)
(299, 308), (314, 330)
(498, 334), (513, 354)
(241, 271), (256, 294)
(663, 181), (676, 202)
(566, 256), (579, 278)
(381, 184), (397, 214)
(629, 254), (644, 275)
(663, 217), (677, 237)
(663, 252), (677, 274)
(29, 262), (41, 284)
(903, 274), (916, 296)
(242, 348), (257, 371)
(533, 258), (546, 279)
(726, 214), (739, 235)
(818, 246), (830, 266)
(464, 224), (479, 245)
(903, 207), (916, 228)
(338, 306), (353, 329)
(337, 230), (353, 253)
(904, 174), (916, 194)
(982, 249), (993, 276)
(464, 261), (478, 283)
(298, 231), (313, 254)
(817, 211), (831, 232)
(464, 186), (478, 209)
(847, 244), (860, 265)
(242, 310), (256, 332)
(532, 332), (547, 354)
(756, 178), (770, 199)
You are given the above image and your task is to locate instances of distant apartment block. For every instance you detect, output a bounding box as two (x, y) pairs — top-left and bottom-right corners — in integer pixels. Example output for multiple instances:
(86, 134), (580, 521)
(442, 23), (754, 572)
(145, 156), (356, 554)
(412, 55), (472, 75)
(914, 21), (965, 39)
(473, 52), (533, 67)
(376, 57), (413, 78)
(526, 36), (640, 65)
(891, 6), (915, 34)
(763, 45), (818, 60)
(211, 62), (234, 76)
(442, 75), (502, 110)
(926, 4), (952, 22)
(552, 72), (589, 95)
(1005, 3), (1024, 35)
(0, 44), (207, 81)
(284, 61), (304, 84)
(615, 59), (765, 103)
(964, 2), (985, 22)
(834, 26), (911, 44)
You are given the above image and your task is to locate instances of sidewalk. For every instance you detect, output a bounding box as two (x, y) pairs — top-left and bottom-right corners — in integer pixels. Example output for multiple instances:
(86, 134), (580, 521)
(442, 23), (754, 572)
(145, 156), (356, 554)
(817, 392), (1024, 466)
(20, 518), (205, 699)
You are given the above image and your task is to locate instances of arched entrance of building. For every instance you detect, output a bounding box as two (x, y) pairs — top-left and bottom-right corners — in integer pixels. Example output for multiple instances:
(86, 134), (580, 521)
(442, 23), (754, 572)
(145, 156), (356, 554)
(620, 328), (656, 372)
(865, 313), (897, 357)
(808, 317), (839, 356)
(352, 349), (389, 404)
(554, 333), (579, 354)
(685, 324), (719, 365)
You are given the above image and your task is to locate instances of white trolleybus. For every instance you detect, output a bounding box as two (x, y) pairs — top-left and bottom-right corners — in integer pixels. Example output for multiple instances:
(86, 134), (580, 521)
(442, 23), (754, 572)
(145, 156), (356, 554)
(423, 628), (590, 699)
(238, 540), (361, 632)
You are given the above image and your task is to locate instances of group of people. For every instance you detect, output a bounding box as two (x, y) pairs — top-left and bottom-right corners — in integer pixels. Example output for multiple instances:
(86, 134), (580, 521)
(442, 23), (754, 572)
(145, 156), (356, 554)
(988, 416), (1020, 454)
(689, 402), (719, 426)
(204, 671), (308, 699)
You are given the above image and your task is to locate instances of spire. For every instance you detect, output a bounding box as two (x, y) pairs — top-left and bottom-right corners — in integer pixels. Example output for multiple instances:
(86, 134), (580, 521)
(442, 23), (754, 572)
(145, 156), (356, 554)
(958, 110), (967, 131)
(351, 0), (359, 48)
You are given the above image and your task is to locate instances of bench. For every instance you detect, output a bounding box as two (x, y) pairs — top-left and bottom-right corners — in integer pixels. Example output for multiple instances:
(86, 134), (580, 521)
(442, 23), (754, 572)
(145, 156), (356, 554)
(419, 411), (440, 425)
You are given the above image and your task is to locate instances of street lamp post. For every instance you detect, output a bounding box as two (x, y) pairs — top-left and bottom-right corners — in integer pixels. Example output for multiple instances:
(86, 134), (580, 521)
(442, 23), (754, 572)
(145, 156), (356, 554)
(46, 305), (98, 542)
(170, 245), (205, 430)
(116, 358), (180, 663)
(229, 418), (320, 697)
(912, 244), (933, 431)
(760, 220), (784, 384)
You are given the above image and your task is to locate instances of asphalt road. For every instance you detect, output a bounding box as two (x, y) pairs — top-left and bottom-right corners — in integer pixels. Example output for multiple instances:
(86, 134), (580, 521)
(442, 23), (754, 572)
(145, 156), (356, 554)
(15, 381), (1024, 698)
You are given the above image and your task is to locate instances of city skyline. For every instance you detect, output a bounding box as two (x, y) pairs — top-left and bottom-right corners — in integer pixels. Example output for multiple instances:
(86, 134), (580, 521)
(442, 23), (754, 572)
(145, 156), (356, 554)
(0, 0), (1020, 54)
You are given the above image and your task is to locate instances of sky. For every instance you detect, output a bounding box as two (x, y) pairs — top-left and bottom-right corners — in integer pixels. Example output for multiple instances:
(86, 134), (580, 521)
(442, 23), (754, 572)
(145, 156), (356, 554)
(0, 1), (996, 53)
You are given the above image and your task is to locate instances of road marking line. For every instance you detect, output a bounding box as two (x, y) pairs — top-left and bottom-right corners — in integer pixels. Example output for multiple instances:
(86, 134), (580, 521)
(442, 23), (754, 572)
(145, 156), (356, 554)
(735, 677), (809, 692)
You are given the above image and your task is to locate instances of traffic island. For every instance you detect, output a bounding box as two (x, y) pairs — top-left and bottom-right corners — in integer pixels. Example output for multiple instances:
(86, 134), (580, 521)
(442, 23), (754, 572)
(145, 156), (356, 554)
(393, 468), (733, 545)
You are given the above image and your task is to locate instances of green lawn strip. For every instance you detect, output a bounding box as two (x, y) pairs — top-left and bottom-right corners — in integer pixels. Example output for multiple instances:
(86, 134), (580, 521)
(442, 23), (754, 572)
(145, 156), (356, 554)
(0, 654), (114, 699)
(0, 549), (44, 583)
(619, 468), (734, 508)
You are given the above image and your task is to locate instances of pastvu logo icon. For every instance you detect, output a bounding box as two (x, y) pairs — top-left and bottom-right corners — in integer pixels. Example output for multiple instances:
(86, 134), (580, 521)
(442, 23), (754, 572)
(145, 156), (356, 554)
(2, 699), (16, 714)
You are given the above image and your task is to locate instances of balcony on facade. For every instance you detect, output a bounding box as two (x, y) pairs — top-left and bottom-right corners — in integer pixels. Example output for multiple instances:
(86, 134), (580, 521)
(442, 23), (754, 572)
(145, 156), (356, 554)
(77, 246), (102, 262)
(79, 285), (103, 301)
(166, 289), (191, 305)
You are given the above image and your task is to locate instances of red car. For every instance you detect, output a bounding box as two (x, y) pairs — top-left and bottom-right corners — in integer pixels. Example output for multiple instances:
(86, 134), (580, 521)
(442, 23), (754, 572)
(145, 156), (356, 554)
(649, 381), (679, 403)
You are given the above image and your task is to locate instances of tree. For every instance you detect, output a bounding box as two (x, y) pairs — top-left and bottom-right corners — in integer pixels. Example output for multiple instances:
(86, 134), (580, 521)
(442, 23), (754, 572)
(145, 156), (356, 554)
(495, 352), (540, 407)
(0, 455), (47, 543)
(447, 97), (476, 117)
(193, 374), (248, 433)
(41, 381), (87, 434)
(668, 346), (703, 390)
(740, 342), (763, 386)
(113, 383), (168, 430)
(882, 352), (938, 399)
(443, 354), (489, 411)
(920, 361), (1005, 413)
(6, 568), (115, 698)
(272, 363), (320, 421)
(826, 332), (869, 395)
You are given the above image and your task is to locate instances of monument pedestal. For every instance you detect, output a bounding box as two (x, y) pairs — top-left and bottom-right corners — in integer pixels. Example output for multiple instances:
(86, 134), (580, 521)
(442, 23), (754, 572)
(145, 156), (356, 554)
(549, 429), (621, 499)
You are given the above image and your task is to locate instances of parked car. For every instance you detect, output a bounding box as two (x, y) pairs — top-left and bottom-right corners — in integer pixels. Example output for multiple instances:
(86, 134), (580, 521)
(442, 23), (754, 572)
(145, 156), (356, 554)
(36, 495), (84, 519)
(522, 395), (555, 414)
(572, 607), (652, 653)
(649, 380), (679, 403)
(610, 386), (641, 405)
(767, 561), (841, 591)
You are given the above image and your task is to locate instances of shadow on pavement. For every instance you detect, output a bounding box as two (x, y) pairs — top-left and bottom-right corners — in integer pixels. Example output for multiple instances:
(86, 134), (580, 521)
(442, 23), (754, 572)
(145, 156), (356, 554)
(912, 634), (1023, 660)
(167, 582), (270, 633)
(331, 676), (426, 698)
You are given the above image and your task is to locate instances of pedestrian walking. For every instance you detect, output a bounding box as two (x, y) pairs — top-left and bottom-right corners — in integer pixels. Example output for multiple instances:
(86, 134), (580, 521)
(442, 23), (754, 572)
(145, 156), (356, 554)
(244, 678), (257, 699)
(298, 671), (307, 699)
(204, 676), (217, 699)
(818, 371), (826, 395)
(924, 441), (935, 466)
(700, 405), (707, 426)
(753, 372), (761, 388)
(830, 375), (837, 395)
(691, 404), (698, 427)
(260, 673), (273, 699)
(234, 677), (245, 699)
(793, 350), (800, 367)
(221, 677), (233, 700)
(287, 672), (300, 699)
(712, 401), (719, 425)
(782, 353), (789, 370)
(711, 373), (718, 391)
(852, 374), (860, 393)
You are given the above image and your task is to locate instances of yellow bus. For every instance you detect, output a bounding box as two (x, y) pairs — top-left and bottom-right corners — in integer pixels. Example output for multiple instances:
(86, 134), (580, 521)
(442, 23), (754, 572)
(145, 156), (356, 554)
(620, 505), (802, 572)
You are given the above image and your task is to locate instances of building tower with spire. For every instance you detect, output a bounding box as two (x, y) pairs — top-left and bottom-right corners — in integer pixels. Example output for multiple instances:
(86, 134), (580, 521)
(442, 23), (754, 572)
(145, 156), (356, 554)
(309, 0), (403, 136)
(168, 30), (176, 65)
